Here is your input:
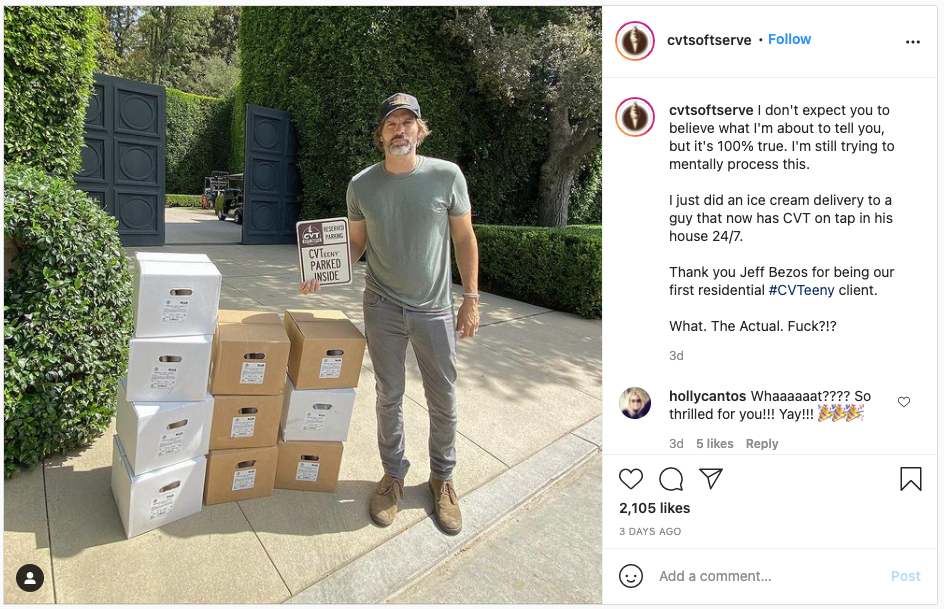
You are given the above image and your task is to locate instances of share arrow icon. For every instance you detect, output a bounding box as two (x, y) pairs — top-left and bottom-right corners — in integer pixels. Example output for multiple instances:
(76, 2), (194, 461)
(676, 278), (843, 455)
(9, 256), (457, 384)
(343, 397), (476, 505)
(699, 468), (723, 490)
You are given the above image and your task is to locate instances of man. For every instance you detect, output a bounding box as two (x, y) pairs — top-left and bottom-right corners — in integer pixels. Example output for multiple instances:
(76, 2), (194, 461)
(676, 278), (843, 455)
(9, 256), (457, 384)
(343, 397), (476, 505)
(299, 93), (479, 535)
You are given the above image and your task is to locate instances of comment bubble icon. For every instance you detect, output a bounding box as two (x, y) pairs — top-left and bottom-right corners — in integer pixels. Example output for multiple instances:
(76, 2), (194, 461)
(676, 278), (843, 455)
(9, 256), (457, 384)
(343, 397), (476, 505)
(659, 467), (684, 491)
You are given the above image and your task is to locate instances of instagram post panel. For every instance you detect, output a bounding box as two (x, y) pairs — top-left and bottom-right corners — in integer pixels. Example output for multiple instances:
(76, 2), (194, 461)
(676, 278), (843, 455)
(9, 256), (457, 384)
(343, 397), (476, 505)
(1, 2), (940, 607)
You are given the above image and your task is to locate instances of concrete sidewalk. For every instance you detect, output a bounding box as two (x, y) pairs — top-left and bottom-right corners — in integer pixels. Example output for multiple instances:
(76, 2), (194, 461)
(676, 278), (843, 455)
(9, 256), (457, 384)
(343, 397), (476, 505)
(391, 453), (603, 604)
(3, 243), (602, 604)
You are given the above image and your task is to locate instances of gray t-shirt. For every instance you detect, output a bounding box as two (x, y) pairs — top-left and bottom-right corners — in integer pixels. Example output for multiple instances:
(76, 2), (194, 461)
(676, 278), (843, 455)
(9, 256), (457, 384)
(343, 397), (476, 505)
(347, 156), (471, 311)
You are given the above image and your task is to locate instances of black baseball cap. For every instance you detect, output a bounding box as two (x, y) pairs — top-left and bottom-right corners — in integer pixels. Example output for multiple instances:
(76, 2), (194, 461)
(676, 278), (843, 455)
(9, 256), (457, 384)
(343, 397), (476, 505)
(379, 93), (421, 124)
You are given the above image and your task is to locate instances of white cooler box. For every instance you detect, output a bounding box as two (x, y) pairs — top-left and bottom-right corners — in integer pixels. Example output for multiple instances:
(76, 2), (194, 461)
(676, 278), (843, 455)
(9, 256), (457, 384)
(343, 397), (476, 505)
(116, 378), (213, 475)
(281, 379), (355, 442)
(111, 435), (207, 538)
(126, 334), (213, 402)
(133, 252), (222, 338)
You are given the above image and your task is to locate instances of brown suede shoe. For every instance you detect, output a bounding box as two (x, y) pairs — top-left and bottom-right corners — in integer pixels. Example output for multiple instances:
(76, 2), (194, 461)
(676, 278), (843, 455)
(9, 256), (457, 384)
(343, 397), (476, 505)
(429, 474), (462, 535)
(370, 474), (404, 527)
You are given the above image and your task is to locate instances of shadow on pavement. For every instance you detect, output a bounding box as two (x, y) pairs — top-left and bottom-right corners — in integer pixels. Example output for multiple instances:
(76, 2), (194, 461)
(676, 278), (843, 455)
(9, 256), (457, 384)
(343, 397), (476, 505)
(29, 461), (430, 559)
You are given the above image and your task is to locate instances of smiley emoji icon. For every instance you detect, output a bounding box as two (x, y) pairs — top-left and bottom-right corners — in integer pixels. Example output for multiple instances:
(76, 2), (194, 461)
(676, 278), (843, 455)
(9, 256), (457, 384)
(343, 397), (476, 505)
(619, 564), (643, 588)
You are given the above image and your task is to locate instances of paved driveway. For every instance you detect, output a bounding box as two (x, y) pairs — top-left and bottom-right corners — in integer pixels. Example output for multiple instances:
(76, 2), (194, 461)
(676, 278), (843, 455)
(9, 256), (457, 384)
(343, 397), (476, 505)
(165, 207), (242, 245)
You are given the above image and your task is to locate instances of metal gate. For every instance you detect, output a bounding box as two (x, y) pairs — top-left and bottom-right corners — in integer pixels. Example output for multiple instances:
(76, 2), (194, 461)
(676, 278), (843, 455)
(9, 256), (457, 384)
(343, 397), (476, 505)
(75, 74), (166, 246)
(242, 104), (300, 244)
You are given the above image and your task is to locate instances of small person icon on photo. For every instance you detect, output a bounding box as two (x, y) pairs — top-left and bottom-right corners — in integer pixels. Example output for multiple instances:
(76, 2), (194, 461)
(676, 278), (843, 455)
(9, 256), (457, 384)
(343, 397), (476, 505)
(16, 564), (44, 592)
(620, 387), (651, 419)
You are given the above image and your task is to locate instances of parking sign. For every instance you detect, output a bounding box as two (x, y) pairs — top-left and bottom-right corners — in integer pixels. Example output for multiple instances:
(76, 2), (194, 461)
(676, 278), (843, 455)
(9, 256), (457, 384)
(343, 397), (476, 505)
(296, 218), (352, 286)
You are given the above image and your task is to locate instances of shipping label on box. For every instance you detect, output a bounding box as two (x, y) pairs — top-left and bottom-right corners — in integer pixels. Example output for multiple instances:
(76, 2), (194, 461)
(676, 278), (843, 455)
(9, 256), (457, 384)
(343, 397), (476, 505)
(230, 416), (256, 438)
(319, 357), (342, 379)
(303, 410), (328, 432)
(148, 364), (180, 393)
(160, 297), (190, 324)
(295, 461), (320, 482)
(240, 362), (266, 384)
(148, 487), (179, 521)
(232, 468), (256, 491)
(296, 218), (352, 286)
(157, 430), (185, 457)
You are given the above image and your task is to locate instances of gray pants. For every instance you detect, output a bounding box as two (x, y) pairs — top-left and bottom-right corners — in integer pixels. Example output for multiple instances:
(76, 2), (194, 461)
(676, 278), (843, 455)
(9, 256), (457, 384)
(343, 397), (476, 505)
(363, 289), (458, 480)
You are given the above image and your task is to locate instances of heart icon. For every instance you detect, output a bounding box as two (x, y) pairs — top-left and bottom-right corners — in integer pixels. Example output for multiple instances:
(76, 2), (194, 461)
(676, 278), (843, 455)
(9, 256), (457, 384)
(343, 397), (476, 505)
(898, 397), (910, 407)
(619, 468), (643, 490)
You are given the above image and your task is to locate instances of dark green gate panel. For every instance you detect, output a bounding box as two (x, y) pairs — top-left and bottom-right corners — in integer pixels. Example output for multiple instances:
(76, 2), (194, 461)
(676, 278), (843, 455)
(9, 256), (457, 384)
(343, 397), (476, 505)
(75, 74), (166, 246)
(242, 104), (300, 245)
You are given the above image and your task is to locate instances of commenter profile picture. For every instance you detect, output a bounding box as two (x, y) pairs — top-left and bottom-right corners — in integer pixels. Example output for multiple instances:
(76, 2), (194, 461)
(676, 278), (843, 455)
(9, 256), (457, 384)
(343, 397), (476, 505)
(615, 97), (654, 136)
(620, 387), (651, 419)
(616, 21), (654, 60)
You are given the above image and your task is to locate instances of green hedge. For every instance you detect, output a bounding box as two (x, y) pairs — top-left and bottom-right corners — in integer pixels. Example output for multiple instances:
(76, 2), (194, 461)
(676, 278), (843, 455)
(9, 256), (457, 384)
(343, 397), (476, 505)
(454, 224), (602, 318)
(3, 6), (100, 178)
(229, 82), (246, 174)
(166, 88), (233, 193)
(238, 7), (600, 225)
(166, 194), (203, 208)
(4, 165), (134, 477)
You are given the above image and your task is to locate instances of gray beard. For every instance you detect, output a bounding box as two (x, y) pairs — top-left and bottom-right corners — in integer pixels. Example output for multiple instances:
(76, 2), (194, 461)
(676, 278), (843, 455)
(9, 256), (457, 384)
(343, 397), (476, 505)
(388, 140), (415, 156)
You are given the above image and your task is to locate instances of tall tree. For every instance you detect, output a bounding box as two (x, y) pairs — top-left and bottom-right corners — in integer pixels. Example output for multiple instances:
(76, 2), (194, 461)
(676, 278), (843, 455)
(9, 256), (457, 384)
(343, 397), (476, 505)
(92, 8), (120, 74)
(125, 6), (211, 87)
(207, 6), (241, 62)
(102, 6), (139, 59)
(447, 8), (602, 227)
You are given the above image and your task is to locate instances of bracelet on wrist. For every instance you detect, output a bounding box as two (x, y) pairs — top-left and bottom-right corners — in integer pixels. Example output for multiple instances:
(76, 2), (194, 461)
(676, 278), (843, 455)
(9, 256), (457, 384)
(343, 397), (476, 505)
(462, 292), (480, 300)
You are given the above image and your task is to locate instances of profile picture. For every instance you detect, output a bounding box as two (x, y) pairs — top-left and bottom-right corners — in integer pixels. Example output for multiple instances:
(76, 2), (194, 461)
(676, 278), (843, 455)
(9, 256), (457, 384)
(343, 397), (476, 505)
(615, 97), (654, 137)
(616, 22), (654, 60)
(620, 387), (651, 419)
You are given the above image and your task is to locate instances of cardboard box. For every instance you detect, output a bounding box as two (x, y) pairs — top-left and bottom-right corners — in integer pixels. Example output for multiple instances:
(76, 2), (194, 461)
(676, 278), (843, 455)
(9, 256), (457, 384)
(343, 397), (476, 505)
(209, 394), (282, 450)
(210, 311), (291, 396)
(281, 379), (355, 442)
(204, 445), (278, 505)
(133, 252), (222, 338)
(275, 438), (344, 492)
(111, 435), (207, 538)
(283, 310), (366, 389)
(126, 334), (213, 402)
(116, 378), (213, 475)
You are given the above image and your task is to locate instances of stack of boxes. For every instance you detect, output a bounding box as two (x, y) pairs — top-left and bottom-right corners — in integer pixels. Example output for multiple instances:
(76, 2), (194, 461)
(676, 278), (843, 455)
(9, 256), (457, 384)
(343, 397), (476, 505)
(110, 256), (369, 535)
(203, 311), (291, 505)
(111, 253), (222, 538)
(277, 310), (366, 492)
